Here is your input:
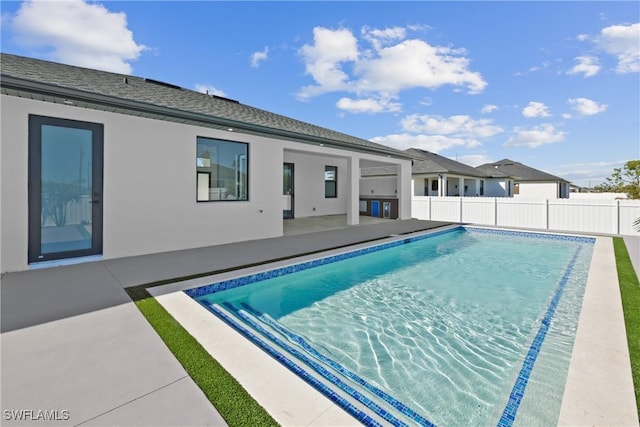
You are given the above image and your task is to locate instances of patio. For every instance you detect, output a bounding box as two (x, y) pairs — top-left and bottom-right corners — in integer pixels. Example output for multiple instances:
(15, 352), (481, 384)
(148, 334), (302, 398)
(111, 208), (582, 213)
(1, 218), (637, 426)
(1, 218), (448, 426)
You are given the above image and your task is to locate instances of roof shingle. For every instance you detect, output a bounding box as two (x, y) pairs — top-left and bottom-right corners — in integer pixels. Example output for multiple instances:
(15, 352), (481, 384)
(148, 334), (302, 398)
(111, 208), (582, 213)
(0, 53), (408, 158)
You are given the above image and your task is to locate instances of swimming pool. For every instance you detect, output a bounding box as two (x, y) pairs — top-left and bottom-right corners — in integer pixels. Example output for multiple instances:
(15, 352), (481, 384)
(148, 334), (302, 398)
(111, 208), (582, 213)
(187, 226), (595, 426)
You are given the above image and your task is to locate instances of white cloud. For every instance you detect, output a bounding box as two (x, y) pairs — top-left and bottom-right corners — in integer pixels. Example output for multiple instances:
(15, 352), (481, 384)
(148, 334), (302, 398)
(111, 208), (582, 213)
(355, 39), (487, 95)
(553, 160), (627, 187)
(361, 26), (406, 50)
(195, 84), (226, 97)
(372, 113), (502, 153)
(297, 25), (487, 103)
(401, 114), (503, 138)
(250, 47), (269, 68)
(504, 123), (566, 148)
(481, 104), (498, 114)
(298, 27), (359, 99)
(567, 55), (600, 77)
(577, 34), (589, 42)
(370, 133), (476, 152)
(568, 97), (607, 116)
(336, 97), (401, 113)
(529, 60), (550, 72)
(11, 0), (145, 74)
(595, 22), (640, 73)
(522, 101), (551, 118)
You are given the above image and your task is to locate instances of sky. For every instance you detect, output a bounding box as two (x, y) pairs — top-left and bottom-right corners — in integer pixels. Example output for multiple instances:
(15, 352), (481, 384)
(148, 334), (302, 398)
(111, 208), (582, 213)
(1, 1), (639, 187)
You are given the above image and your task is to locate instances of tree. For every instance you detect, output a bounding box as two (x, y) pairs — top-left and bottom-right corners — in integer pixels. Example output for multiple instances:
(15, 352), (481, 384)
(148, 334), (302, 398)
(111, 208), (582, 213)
(600, 160), (640, 199)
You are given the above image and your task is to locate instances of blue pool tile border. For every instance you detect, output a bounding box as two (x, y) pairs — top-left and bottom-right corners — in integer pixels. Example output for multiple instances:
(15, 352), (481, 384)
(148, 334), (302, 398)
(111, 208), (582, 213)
(185, 226), (595, 299)
(207, 303), (384, 427)
(496, 246), (583, 427)
(237, 303), (436, 427)
(464, 227), (596, 243)
(185, 226), (458, 298)
(219, 302), (416, 427)
(183, 226), (596, 426)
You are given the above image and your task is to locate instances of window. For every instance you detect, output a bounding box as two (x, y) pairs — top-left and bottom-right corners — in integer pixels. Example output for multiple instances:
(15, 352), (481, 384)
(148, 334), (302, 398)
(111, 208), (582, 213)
(431, 180), (438, 191)
(480, 180), (484, 196)
(196, 137), (248, 201)
(325, 165), (337, 198)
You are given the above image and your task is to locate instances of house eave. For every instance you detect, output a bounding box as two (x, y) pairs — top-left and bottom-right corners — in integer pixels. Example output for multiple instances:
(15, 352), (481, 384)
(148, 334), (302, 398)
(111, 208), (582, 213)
(1, 75), (412, 161)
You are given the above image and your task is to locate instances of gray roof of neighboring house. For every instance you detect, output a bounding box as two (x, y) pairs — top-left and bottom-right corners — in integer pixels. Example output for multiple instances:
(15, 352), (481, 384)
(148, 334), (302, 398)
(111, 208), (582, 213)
(475, 158), (568, 182)
(405, 148), (489, 177)
(361, 148), (489, 177)
(0, 53), (410, 159)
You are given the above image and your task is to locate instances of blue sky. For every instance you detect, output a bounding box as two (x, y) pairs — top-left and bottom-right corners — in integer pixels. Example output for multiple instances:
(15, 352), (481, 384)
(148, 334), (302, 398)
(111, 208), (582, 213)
(2, 1), (638, 187)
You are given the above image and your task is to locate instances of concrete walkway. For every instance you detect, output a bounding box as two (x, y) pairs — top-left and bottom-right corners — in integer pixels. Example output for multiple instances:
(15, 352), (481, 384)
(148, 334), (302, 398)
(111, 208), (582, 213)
(1, 218), (447, 426)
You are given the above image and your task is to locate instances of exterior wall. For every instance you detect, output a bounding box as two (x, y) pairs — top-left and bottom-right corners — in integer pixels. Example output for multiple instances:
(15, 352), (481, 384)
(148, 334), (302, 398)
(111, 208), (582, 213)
(360, 176), (397, 198)
(484, 178), (512, 197)
(1, 95), (285, 271)
(515, 181), (559, 199)
(1, 95), (413, 272)
(283, 151), (347, 218)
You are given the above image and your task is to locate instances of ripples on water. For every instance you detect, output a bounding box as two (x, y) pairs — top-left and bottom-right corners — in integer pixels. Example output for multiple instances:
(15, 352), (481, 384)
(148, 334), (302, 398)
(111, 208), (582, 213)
(204, 230), (593, 426)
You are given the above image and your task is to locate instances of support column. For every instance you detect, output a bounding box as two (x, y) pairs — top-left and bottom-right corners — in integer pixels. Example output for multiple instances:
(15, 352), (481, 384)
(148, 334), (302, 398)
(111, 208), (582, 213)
(397, 160), (412, 220)
(346, 156), (359, 225)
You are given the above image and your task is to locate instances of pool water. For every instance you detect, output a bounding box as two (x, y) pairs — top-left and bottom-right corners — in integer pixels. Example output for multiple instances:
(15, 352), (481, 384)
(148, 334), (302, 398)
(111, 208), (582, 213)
(191, 228), (594, 426)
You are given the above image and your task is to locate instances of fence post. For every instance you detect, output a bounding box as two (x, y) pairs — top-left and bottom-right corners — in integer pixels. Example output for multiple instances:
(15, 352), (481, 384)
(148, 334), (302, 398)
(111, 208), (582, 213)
(494, 197), (498, 226)
(428, 196), (432, 220)
(459, 197), (463, 223)
(616, 199), (620, 235)
(545, 199), (549, 230)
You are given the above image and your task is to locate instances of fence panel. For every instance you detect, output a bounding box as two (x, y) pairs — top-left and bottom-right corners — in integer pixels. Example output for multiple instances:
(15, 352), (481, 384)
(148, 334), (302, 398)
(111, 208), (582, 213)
(548, 199), (617, 234)
(411, 197), (430, 220)
(430, 197), (461, 222)
(460, 198), (495, 225)
(410, 196), (640, 236)
(620, 200), (640, 235)
(497, 199), (547, 229)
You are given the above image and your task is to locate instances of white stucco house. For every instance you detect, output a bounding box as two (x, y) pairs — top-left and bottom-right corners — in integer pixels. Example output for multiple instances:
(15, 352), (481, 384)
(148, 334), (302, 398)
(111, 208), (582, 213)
(476, 159), (570, 199)
(362, 148), (496, 199)
(362, 149), (572, 202)
(0, 53), (413, 273)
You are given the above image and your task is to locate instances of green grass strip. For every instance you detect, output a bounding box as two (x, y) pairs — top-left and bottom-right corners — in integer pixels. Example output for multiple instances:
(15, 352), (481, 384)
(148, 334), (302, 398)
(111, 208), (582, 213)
(613, 237), (640, 419)
(132, 292), (279, 427)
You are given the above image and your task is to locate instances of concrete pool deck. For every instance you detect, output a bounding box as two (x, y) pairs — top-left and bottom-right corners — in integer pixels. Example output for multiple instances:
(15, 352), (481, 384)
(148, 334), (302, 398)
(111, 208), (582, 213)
(0, 218), (446, 426)
(1, 218), (638, 426)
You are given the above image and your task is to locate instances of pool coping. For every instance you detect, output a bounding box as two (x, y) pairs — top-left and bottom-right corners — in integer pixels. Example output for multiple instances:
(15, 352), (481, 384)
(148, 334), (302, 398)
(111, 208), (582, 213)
(150, 226), (638, 426)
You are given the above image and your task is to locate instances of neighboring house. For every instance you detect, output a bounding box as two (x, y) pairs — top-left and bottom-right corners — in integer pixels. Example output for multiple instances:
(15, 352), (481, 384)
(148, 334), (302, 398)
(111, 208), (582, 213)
(476, 159), (570, 199)
(0, 53), (413, 273)
(361, 148), (491, 199)
(405, 148), (490, 197)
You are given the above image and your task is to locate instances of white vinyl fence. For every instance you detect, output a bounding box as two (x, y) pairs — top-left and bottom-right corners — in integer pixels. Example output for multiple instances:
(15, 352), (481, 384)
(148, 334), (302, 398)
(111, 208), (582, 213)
(412, 197), (640, 236)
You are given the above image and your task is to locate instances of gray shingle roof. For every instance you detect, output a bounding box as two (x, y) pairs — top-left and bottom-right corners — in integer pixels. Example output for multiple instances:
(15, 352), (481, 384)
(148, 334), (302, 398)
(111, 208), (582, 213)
(405, 148), (489, 177)
(0, 53), (409, 159)
(362, 148), (492, 177)
(476, 159), (568, 182)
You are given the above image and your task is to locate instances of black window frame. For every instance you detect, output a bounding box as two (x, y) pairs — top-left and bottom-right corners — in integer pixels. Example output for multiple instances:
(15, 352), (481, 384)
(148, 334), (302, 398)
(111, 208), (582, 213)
(196, 136), (249, 202)
(324, 165), (337, 198)
(28, 115), (104, 263)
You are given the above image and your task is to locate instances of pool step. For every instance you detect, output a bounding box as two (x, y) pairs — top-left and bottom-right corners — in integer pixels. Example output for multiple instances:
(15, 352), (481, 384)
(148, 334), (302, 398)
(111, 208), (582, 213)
(236, 303), (434, 427)
(208, 302), (390, 426)
(212, 302), (433, 427)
